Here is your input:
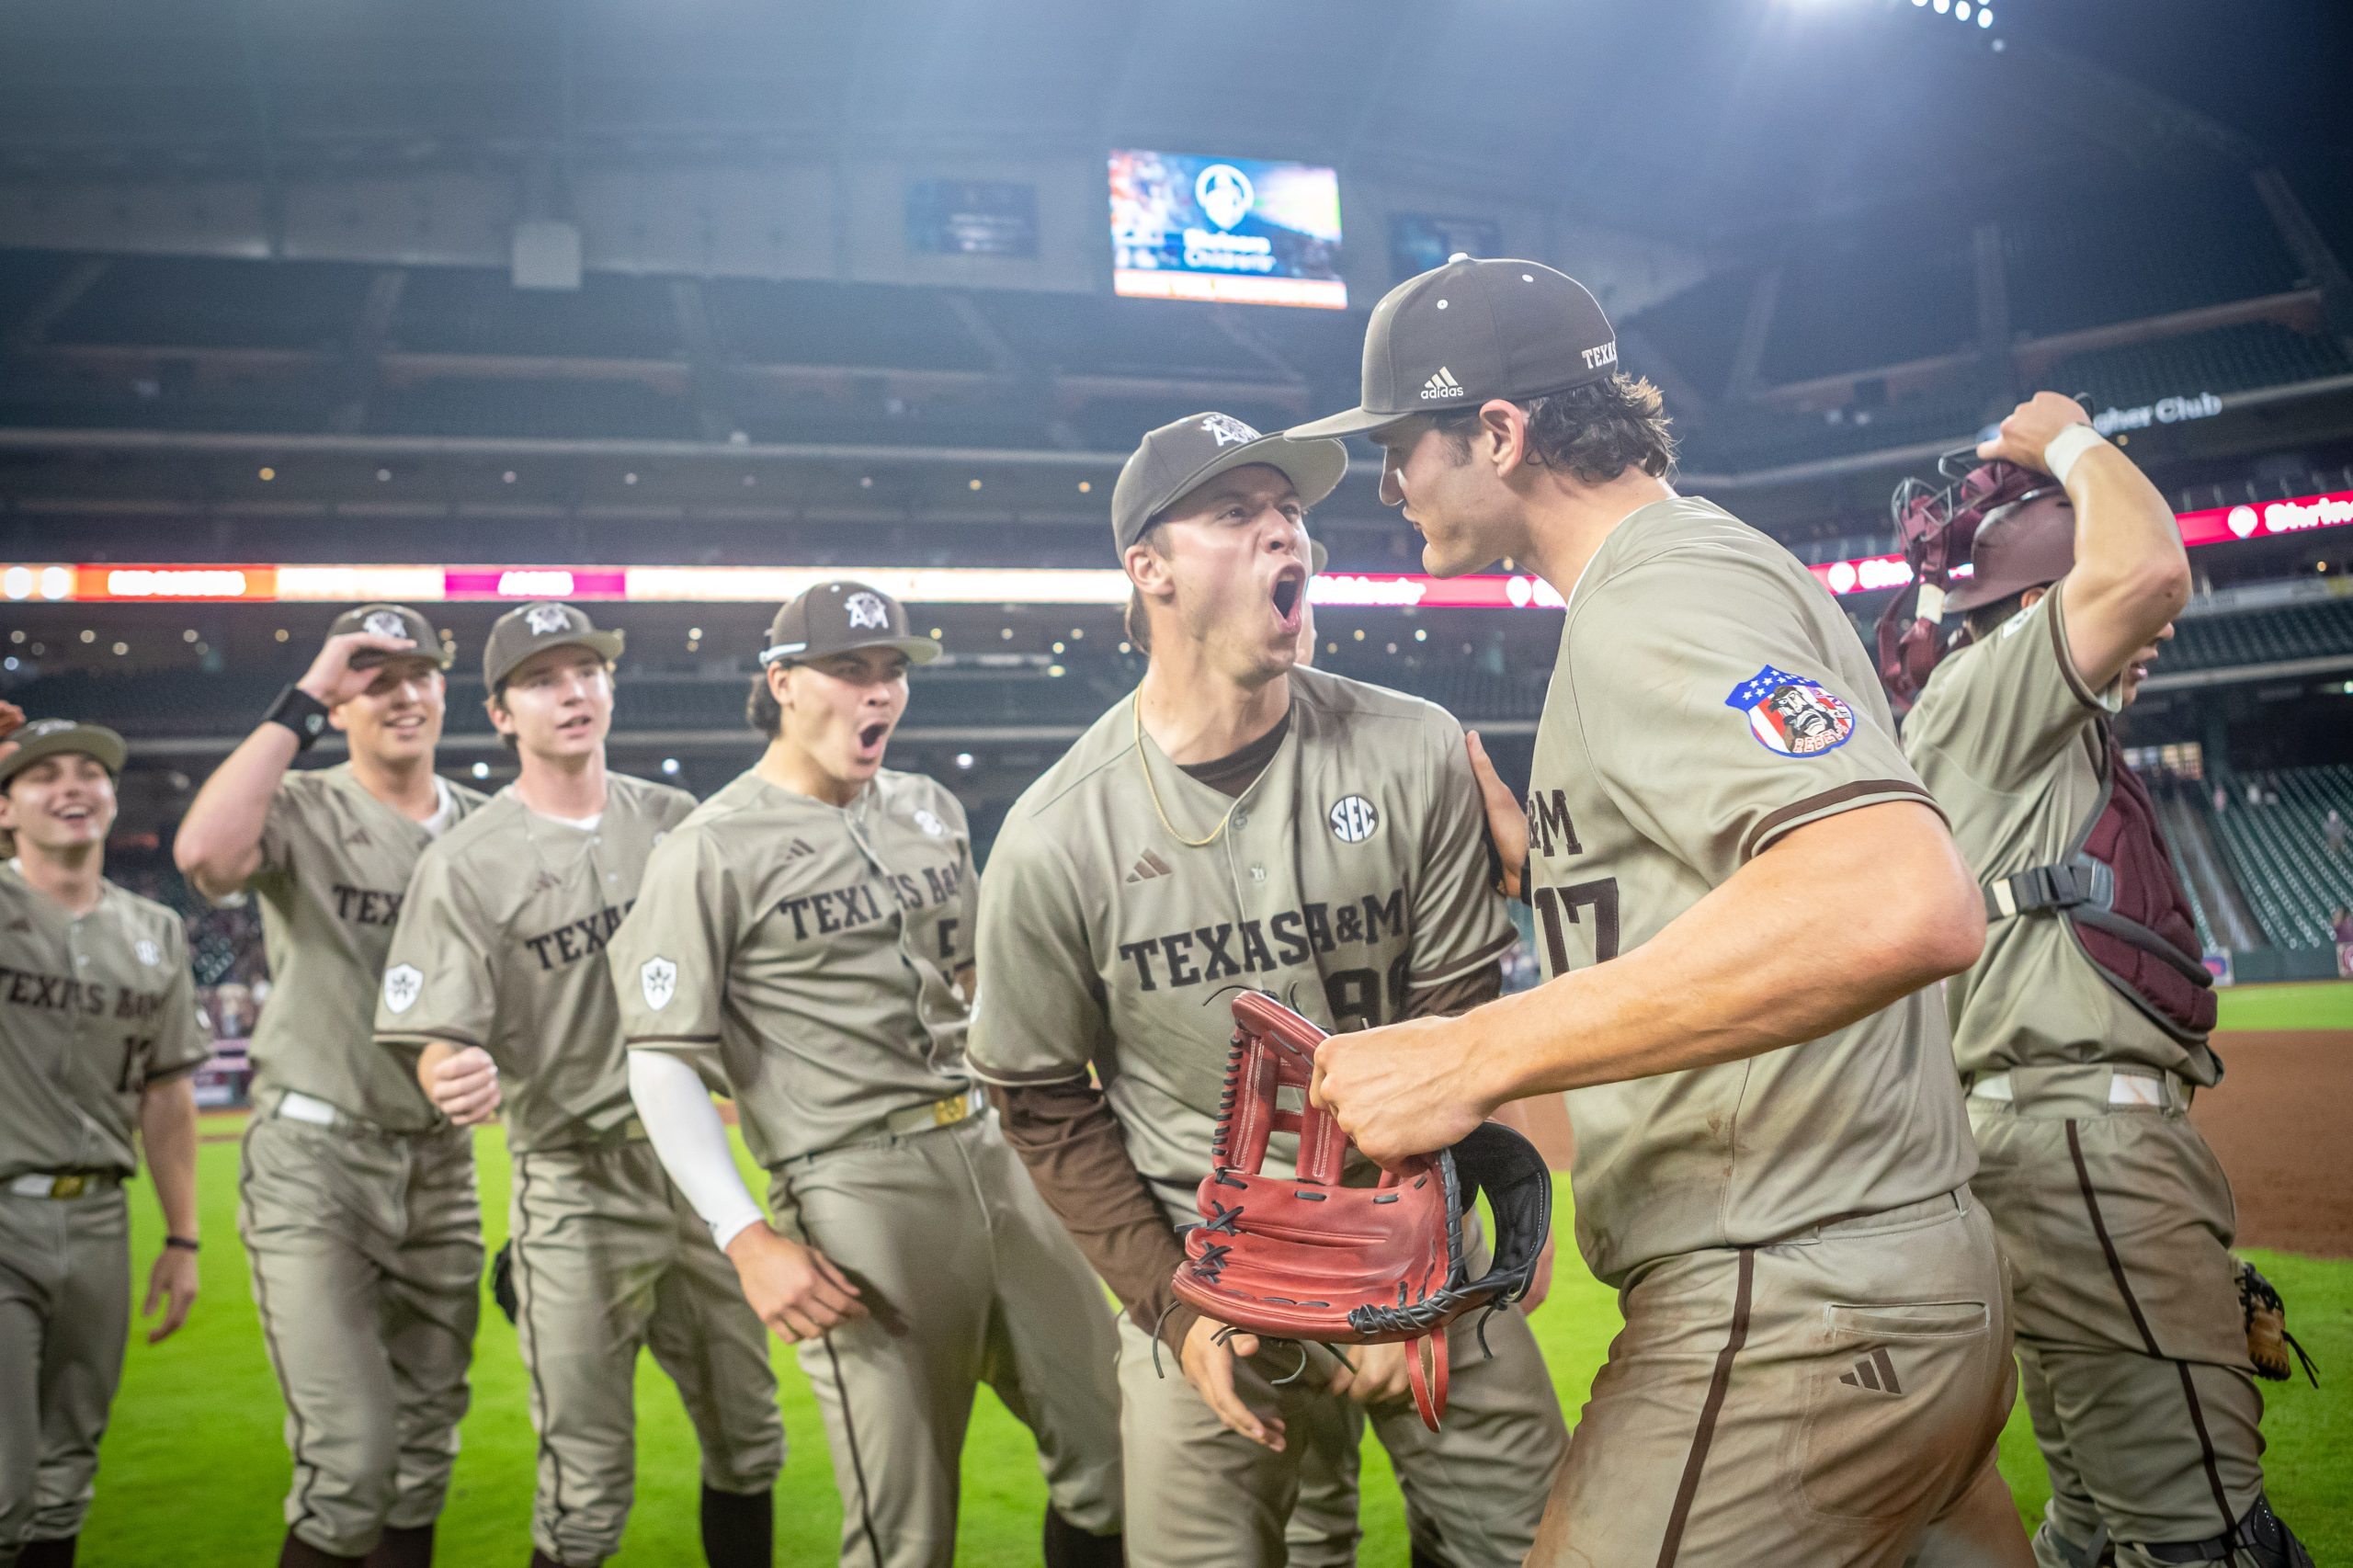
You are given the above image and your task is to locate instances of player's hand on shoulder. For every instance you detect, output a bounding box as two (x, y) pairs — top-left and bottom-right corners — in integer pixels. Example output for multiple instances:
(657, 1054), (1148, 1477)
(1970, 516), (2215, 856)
(297, 629), (418, 706)
(724, 1224), (867, 1342)
(143, 1244), (199, 1345)
(1466, 731), (1528, 900)
(1179, 1314), (1285, 1450)
(1976, 391), (2090, 473)
(1309, 1015), (1487, 1168)
(424, 1045), (503, 1127)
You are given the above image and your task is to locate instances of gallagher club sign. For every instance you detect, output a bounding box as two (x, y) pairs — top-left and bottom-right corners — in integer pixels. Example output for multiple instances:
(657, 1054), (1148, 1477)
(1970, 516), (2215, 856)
(2091, 390), (2222, 436)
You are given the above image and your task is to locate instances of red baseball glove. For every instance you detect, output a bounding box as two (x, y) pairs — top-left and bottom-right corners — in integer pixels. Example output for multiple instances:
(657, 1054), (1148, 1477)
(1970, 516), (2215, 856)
(1170, 991), (1552, 1430)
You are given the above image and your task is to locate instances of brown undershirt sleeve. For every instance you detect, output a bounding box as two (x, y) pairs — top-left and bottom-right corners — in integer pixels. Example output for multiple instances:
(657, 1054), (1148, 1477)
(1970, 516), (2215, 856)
(987, 1078), (1202, 1355)
(1401, 959), (1505, 1019)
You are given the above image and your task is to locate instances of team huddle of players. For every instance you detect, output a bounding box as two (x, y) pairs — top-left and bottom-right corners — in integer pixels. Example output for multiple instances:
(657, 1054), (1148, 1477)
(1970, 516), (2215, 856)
(0, 257), (2313, 1568)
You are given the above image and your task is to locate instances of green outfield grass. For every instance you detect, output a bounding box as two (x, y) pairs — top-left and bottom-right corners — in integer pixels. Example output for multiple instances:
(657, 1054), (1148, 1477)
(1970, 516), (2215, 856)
(2214, 979), (2353, 1033)
(80, 1127), (2352, 1565)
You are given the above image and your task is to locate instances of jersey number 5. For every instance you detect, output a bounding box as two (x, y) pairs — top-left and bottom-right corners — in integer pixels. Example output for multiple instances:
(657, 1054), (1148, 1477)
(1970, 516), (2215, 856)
(1530, 879), (1620, 973)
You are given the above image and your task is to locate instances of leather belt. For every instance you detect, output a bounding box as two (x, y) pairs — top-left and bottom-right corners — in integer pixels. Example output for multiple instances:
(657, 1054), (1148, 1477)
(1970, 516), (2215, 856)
(7, 1172), (122, 1199)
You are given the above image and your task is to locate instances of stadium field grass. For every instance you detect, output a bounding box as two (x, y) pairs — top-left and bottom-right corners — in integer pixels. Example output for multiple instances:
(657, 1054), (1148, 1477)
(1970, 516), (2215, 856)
(83, 1124), (2350, 1565)
(2213, 979), (2353, 1032)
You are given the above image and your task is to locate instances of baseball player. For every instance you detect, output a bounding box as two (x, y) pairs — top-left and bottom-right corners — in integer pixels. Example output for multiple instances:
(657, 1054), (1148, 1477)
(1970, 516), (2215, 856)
(0, 718), (206, 1568)
(1901, 393), (2313, 1567)
(174, 606), (487, 1568)
(1291, 258), (2030, 1565)
(375, 602), (783, 1568)
(608, 582), (1124, 1568)
(968, 412), (1569, 1568)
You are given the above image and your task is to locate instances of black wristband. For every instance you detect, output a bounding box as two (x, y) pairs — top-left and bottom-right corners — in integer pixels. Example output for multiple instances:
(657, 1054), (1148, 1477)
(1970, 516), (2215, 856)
(264, 685), (332, 751)
(1512, 855), (1533, 907)
(165, 1235), (199, 1253)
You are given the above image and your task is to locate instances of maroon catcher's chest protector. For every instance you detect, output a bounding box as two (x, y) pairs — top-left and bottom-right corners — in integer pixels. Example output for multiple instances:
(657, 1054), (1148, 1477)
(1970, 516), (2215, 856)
(1991, 722), (2216, 1040)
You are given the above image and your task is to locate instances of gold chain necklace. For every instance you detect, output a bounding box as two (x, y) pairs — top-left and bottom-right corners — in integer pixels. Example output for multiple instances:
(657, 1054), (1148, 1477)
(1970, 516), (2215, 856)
(1132, 694), (1245, 850)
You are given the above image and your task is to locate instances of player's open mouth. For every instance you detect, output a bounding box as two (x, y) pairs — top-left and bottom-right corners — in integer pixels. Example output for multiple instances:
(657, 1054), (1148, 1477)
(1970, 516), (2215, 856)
(858, 720), (890, 751)
(1270, 565), (1306, 633)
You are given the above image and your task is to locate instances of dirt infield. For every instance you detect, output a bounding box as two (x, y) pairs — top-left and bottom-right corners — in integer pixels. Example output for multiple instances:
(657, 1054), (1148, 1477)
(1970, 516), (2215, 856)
(2195, 1028), (2353, 1259)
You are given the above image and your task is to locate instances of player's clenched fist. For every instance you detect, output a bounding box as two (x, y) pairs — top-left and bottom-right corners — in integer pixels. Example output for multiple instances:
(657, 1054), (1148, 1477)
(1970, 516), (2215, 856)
(724, 1224), (868, 1342)
(421, 1044), (502, 1127)
(1310, 1014), (1489, 1167)
(1976, 390), (2090, 474)
(297, 628), (419, 706)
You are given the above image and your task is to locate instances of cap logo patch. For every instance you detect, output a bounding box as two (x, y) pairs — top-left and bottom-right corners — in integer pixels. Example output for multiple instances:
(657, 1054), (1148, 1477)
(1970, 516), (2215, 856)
(1582, 341), (1619, 370)
(843, 592), (890, 631)
(1328, 794), (1381, 844)
(524, 604), (572, 635)
(640, 956), (678, 1012)
(1725, 665), (1856, 756)
(19, 719), (76, 742)
(362, 609), (408, 639)
(382, 963), (424, 1015)
(1420, 367), (1464, 401)
(1199, 413), (1259, 447)
(134, 937), (161, 968)
(1194, 163), (1254, 232)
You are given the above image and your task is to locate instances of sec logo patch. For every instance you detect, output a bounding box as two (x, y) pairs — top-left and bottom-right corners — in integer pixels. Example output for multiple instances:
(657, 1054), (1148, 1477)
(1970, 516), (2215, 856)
(1724, 665), (1856, 756)
(1328, 794), (1380, 844)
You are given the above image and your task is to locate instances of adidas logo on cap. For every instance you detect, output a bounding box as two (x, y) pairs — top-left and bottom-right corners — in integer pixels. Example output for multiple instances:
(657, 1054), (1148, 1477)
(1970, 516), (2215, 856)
(1419, 367), (1465, 401)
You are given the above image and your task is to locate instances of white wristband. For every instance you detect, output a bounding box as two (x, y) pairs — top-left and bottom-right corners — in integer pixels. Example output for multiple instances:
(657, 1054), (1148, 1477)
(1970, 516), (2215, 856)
(2042, 424), (2107, 487)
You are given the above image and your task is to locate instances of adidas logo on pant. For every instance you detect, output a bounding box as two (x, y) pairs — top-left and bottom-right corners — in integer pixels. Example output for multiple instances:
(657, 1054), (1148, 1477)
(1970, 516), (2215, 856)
(1419, 367), (1465, 400)
(1838, 1346), (1903, 1395)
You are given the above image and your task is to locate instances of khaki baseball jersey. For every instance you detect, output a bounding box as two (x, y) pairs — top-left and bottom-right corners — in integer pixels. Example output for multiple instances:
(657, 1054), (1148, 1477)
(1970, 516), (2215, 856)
(611, 767), (978, 1167)
(0, 860), (210, 1181)
(375, 775), (695, 1153)
(1527, 496), (1976, 1287)
(1902, 585), (2216, 1085)
(243, 765), (487, 1131)
(967, 666), (1515, 1227)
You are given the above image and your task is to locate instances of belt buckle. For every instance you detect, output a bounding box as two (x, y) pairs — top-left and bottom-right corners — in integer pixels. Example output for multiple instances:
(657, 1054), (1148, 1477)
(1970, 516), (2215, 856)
(51, 1175), (89, 1199)
(930, 1093), (971, 1128)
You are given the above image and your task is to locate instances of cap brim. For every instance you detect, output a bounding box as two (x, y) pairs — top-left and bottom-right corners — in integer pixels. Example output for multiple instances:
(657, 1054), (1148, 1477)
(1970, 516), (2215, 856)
(490, 629), (627, 690)
(765, 634), (941, 667)
(0, 723), (127, 787)
(1162, 431), (1350, 521)
(1283, 405), (1413, 442)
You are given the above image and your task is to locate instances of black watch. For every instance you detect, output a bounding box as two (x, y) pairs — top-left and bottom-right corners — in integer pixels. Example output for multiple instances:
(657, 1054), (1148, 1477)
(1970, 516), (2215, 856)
(165, 1235), (200, 1253)
(264, 685), (332, 751)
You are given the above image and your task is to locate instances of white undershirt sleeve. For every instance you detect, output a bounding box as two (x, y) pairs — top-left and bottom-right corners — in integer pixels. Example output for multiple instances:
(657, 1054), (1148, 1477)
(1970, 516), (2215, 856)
(627, 1051), (766, 1252)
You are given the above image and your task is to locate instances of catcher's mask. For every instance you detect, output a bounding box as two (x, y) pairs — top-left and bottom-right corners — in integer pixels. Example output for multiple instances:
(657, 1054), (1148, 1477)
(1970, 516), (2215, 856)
(1875, 445), (2070, 713)
(1169, 991), (1552, 1431)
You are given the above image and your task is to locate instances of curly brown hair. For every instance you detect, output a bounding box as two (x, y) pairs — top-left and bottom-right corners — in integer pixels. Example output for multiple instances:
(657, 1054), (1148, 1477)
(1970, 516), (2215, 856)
(1436, 373), (1677, 483)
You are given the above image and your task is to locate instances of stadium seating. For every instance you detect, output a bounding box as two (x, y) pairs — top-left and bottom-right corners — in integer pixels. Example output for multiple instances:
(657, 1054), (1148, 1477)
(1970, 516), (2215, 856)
(392, 267), (685, 361)
(51, 255), (372, 353)
(2042, 322), (2350, 411)
(974, 291), (1291, 381)
(369, 376), (702, 440)
(1675, 383), (1994, 472)
(2001, 181), (2304, 339)
(2201, 765), (2353, 948)
(1618, 266), (1760, 400)
(703, 278), (994, 372)
(2164, 597), (2353, 673)
(1759, 222), (1979, 386)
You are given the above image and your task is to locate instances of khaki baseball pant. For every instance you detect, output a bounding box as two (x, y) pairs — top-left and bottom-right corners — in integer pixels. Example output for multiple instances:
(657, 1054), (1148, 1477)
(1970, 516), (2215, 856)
(239, 1111), (483, 1559)
(1115, 1226), (1568, 1568)
(507, 1139), (783, 1567)
(1531, 1189), (2023, 1568)
(1967, 1068), (2286, 1568)
(0, 1187), (129, 1560)
(768, 1110), (1123, 1568)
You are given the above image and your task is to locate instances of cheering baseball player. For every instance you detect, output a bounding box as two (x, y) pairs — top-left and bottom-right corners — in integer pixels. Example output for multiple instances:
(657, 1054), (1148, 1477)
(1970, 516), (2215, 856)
(967, 413), (1568, 1568)
(1900, 394), (2313, 1567)
(1290, 259), (2031, 1565)
(0, 718), (205, 1568)
(609, 582), (1124, 1568)
(374, 602), (782, 1568)
(174, 606), (487, 1568)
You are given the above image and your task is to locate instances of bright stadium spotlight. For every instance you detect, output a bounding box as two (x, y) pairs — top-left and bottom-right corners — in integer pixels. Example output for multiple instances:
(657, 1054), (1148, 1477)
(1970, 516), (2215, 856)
(1978, 7), (1993, 24)
(661, 757), (681, 777)
(1932, 0), (1949, 12)
(1955, 2), (1970, 17)
(471, 761), (490, 779)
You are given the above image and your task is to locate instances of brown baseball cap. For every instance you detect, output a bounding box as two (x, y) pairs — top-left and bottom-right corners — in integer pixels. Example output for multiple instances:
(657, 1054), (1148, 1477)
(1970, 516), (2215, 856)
(759, 581), (939, 668)
(1289, 256), (1620, 441)
(482, 601), (626, 692)
(1947, 489), (2075, 613)
(0, 718), (126, 789)
(1111, 411), (1347, 557)
(326, 603), (454, 671)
